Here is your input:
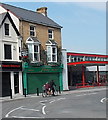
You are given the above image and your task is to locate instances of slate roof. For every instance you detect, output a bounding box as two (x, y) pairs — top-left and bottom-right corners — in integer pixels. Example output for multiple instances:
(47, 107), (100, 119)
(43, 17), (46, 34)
(0, 12), (6, 25)
(0, 3), (62, 29)
(46, 39), (57, 45)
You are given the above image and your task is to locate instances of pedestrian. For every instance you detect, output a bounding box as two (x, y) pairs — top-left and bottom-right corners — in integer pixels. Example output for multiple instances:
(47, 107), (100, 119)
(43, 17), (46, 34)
(50, 80), (56, 96)
(42, 84), (46, 97)
(45, 82), (50, 95)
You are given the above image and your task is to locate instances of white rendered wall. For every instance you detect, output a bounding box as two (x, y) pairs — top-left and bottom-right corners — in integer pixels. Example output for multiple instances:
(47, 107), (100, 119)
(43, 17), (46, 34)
(62, 49), (69, 90)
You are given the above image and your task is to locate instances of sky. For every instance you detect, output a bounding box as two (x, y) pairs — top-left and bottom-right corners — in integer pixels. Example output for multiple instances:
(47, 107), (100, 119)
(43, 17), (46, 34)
(3, 1), (106, 55)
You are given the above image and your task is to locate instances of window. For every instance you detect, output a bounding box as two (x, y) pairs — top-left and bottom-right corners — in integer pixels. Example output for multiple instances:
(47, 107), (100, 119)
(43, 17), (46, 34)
(34, 45), (39, 61)
(47, 46), (57, 62)
(4, 44), (12, 59)
(26, 37), (40, 62)
(30, 25), (35, 36)
(48, 29), (54, 39)
(4, 23), (9, 36)
(46, 40), (57, 62)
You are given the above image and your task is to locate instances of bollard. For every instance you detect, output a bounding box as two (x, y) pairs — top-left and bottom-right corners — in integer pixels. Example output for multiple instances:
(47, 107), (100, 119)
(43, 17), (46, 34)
(37, 88), (39, 96)
(24, 88), (26, 97)
(59, 86), (61, 94)
(10, 89), (12, 99)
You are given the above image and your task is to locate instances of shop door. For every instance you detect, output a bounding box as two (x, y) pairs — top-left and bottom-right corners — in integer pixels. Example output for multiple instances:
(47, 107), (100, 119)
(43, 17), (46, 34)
(14, 72), (19, 94)
(27, 73), (59, 94)
(2, 72), (11, 97)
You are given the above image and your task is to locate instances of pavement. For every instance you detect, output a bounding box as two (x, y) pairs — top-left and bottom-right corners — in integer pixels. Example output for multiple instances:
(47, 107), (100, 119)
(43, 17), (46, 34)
(0, 86), (107, 102)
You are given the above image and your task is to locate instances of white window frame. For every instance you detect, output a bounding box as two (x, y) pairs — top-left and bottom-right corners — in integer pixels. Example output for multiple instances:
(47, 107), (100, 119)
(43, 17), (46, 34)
(26, 38), (40, 62)
(47, 45), (57, 62)
(48, 29), (54, 40)
(30, 25), (36, 37)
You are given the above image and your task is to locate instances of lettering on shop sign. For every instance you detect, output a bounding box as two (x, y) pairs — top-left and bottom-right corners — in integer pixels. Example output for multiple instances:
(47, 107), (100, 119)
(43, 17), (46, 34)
(40, 68), (58, 72)
(2, 65), (20, 68)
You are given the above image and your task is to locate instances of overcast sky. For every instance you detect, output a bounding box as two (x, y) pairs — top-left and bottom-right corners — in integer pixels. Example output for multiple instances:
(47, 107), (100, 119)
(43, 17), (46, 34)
(3, 1), (106, 55)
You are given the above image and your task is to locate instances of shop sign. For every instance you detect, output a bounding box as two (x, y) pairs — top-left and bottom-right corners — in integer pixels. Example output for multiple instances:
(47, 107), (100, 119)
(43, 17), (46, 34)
(0, 61), (22, 71)
(25, 67), (63, 73)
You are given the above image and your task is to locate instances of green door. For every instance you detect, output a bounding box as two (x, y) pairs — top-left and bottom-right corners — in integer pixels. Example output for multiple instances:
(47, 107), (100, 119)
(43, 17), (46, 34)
(27, 73), (59, 94)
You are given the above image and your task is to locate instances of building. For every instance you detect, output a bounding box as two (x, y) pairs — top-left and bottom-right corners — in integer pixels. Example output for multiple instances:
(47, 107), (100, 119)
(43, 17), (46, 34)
(0, 12), (22, 97)
(0, 3), (64, 95)
(67, 52), (108, 88)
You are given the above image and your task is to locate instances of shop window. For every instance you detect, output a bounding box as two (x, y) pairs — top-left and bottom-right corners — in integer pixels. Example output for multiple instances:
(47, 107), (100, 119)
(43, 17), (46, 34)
(4, 44), (12, 59)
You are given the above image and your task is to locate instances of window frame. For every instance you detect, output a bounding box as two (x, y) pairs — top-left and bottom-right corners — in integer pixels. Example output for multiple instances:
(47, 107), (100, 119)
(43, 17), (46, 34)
(47, 45), (57, 62)
(4, 23), (9, 36)
(26, 38), (40, 62)
(30, 25), (36, 37)
(4, 44), (12, 60)
(48, 29), (54, 40)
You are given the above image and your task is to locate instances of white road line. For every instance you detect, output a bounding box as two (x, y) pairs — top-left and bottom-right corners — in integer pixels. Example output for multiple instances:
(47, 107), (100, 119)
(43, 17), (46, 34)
(20, 107), (39, 112)
(42, 105), (46, 115)
(100, 97), (106, 103)
(5, 106), (23, 118)
(57, 98), (66, 101)
(49, 100), (55, 103)
(76, 92), (97, 97)
(12, 116), (44, 118)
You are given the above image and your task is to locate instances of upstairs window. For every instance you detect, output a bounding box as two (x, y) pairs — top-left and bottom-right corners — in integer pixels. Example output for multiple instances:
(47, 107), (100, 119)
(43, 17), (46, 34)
(4, 23), (9, 36)
(30, 25), (36, 37)
(4, 44), (12, 59)
(26, 37), (40, 62)
(46, 40), (57, 62)
(48, 29), (54, 39)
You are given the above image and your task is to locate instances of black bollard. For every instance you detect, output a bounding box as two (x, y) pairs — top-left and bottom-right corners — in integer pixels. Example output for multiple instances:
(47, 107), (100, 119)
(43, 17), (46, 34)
(10, 89), (12, 99)
(37, 88), (39, 96)
(24, 88), (26, 97)
(59, 86), (61, 94)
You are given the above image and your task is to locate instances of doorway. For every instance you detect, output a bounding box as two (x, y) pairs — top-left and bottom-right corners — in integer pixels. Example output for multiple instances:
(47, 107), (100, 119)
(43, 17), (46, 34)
(14, 72), (19, 94)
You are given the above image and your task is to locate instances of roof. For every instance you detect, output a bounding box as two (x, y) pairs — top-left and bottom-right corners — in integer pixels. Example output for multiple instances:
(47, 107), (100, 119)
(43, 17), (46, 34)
(0, 12), (20, 36)
(0, 12), (6, 25)
(46, 39), (57, 45)
(0, 3), (62, 29)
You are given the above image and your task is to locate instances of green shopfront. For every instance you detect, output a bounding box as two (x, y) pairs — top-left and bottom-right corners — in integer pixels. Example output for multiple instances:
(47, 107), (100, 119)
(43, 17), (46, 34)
(23, 62), (63, 94)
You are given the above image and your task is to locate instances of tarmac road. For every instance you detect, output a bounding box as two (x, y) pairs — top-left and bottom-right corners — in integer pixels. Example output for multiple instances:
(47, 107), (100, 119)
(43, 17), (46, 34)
(1, 87), (107, 119)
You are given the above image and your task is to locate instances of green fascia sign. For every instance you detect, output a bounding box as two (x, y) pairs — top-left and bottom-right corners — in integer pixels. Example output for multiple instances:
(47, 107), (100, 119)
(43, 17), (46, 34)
(23, 62), (63, 73)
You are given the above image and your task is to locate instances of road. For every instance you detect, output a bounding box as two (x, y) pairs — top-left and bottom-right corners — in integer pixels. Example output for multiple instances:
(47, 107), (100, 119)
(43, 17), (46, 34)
(2, 87), (107, 119)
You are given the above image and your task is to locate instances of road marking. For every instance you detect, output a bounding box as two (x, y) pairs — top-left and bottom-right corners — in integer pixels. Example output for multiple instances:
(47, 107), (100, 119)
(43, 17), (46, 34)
(42, 105), (46, 115)
(57, 98), (66, 101)
(100, 97), (107, 103)
(5, 106), (23, 118)
(49, 99), (55, 103)
(76, 92), (97, 97)
(12, 116), (44, 118)
(20, 107), (39, 112)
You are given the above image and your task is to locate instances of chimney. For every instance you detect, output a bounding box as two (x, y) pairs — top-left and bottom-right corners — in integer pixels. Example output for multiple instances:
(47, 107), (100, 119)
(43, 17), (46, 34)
(36, 7), (47, 16)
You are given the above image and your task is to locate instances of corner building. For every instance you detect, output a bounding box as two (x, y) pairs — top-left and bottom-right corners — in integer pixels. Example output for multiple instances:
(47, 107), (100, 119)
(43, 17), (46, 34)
(0, 3), (63, 94)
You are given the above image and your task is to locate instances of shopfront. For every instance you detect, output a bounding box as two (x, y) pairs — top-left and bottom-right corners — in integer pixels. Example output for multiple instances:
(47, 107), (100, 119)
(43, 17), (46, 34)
(23, 62), (63, 94)
(1, 61), (23, 97)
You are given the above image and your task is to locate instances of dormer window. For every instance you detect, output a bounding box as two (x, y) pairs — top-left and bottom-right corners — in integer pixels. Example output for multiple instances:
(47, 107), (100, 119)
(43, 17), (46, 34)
(46, 40), (57, 62)
(30, 25), (36, 37)
(48, 29), (54, 39)
(4, 23), (9, 36)
(26, 37), (40, 62)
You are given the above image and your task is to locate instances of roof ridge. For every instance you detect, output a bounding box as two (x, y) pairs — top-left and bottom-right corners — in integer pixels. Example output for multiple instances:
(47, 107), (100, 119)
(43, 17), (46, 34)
(1, 2), (43, 15)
